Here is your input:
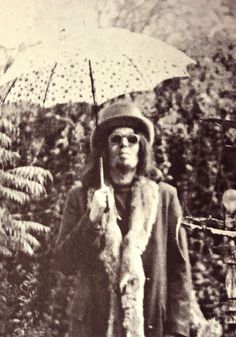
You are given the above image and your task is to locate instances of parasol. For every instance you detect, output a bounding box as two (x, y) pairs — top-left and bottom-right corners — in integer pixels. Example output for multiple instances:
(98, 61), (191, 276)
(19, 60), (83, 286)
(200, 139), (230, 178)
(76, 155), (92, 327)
(0, 26), (195, 188)
(0, 26), (195, 111)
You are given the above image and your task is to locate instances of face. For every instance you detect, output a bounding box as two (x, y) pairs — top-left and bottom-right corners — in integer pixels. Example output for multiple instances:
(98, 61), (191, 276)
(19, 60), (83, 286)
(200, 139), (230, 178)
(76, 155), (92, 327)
(108, 127), (140, 172)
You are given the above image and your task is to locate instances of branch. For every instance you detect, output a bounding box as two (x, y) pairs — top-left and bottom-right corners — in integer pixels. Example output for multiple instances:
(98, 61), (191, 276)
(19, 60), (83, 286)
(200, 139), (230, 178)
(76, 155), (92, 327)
(181, 217), (236, 238)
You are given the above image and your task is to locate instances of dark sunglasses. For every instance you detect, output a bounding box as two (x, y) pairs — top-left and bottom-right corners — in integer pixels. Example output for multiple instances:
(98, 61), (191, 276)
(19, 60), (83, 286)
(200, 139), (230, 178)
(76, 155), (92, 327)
(108, 133), (140, 146)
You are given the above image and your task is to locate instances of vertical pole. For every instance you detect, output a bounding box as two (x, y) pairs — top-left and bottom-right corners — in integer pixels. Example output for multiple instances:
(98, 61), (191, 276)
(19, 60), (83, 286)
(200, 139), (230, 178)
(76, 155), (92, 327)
(88, 60), (106, 189)
(99, 157), (105, 187)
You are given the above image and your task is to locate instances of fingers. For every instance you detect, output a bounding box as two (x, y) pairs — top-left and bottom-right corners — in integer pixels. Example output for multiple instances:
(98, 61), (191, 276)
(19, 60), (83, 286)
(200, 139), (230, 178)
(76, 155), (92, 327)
(93, 188), (109, 207)
(89, 185), (111, 223)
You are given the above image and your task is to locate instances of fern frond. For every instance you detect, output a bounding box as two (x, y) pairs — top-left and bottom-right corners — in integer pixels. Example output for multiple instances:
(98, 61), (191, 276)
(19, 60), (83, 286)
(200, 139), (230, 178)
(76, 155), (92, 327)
(18, 240), (34, 256)
(10, 166), (53, 185)
(0, 221), (47, 255)
(0, 118), (15, 135)
(13, 220), (50, 233)
(4, 230), (32, 256)
(10, 228), (40, 249)
(0, 206), (49, 256)
(0, 185), (30, 204)
(0, 115), (51, 258)
(21, 232), (40, 249)
(0, 170), (46, 198)
(0, 148), (20, 165)
(0, 132), (12, 148)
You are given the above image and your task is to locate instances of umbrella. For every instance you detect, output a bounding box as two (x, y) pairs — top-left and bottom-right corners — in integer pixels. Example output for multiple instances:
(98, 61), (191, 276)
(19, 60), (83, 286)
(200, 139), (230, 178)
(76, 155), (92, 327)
(0, 26), (195, 187)
(0, 26), (195, 111)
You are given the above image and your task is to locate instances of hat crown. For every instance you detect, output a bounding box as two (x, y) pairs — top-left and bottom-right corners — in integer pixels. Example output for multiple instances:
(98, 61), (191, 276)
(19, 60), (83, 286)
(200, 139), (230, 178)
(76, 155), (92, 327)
(99, 103), (143, 124)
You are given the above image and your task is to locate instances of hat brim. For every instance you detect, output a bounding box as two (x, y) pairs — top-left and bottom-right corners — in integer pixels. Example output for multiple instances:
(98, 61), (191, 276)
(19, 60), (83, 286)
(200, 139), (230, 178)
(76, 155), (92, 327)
(90, 115), (154, 151)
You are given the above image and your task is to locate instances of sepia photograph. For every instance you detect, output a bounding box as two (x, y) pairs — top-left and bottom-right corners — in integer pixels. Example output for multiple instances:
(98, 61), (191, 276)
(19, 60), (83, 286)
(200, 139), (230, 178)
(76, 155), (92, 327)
(0, 1), (235, 336)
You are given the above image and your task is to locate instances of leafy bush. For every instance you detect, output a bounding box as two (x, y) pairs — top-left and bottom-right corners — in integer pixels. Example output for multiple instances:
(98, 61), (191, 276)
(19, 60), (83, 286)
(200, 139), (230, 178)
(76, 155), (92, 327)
(0, 115), (53, 335)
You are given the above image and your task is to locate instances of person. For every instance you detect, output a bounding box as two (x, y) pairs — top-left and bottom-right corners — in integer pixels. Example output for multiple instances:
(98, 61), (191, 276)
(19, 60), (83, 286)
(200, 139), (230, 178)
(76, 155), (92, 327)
(55, 102), (191, 337)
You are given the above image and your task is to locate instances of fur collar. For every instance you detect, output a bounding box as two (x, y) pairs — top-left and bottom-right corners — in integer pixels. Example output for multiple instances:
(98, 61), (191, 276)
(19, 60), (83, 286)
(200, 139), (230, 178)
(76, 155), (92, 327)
(88, 176), (159, 337)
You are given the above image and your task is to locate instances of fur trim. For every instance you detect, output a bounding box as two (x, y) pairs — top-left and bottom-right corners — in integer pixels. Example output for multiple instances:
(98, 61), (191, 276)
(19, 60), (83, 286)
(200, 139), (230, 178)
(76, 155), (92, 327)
(88, 177), (159, 337)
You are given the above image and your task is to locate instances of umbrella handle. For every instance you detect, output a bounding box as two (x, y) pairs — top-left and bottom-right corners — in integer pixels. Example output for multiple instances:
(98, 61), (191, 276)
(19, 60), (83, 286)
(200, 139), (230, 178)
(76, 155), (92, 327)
(99, 157), (109, 212)
(99, 157), (105, 187)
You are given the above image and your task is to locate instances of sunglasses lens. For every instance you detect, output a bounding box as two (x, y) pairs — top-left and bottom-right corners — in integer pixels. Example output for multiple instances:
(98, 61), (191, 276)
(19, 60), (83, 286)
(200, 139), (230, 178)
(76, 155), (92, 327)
(109, 134), (139, 145)
(110, 135), (122, 144)
(127, 135), (139, 144)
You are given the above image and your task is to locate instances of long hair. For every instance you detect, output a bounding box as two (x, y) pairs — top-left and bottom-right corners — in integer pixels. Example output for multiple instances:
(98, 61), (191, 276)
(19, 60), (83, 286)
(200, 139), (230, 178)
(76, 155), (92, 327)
(81, 133), (162, 188)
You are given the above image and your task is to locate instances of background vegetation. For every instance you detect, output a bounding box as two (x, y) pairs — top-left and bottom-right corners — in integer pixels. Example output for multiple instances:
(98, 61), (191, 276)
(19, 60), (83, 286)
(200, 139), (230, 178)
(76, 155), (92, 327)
(0, 0), (236, 336)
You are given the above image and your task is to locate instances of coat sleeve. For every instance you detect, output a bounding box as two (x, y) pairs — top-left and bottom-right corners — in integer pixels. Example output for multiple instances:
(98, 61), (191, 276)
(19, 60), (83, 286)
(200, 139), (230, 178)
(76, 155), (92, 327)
(166, 188), (192, 337)
(54, 185), (102, 275)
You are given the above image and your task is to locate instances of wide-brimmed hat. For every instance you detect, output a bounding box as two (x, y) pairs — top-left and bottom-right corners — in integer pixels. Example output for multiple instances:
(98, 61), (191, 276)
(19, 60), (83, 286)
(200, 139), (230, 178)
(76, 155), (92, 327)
(90, 102), (154, 151)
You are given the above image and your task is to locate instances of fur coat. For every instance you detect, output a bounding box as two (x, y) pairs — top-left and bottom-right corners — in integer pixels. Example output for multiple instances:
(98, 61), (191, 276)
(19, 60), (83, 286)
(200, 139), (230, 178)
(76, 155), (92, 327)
(55, 178), (191, 337)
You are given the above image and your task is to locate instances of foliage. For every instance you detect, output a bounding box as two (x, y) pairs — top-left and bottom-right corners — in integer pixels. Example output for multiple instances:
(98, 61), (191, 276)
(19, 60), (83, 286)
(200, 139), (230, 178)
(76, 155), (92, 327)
(0, 114), (52, 335)
(0, 116), (52, 257)
(96, 0), (236, 51)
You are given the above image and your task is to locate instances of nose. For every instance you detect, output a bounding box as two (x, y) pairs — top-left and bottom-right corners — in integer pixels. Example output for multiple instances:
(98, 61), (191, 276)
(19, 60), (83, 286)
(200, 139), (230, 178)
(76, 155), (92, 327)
(120, 136), (129, 147)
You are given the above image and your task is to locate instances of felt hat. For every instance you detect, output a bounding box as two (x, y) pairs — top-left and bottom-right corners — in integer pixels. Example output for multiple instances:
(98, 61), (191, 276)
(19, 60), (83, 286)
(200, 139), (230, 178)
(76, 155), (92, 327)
(90, 102), (154, 151)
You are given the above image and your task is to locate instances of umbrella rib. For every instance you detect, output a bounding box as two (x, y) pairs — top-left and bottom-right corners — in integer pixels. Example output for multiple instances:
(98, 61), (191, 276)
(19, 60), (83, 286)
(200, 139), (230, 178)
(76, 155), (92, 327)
(1, 78), (18, 104)
(43, 62), (58, 106)
(88, 59), (97, 106)
(88, 59), (99, 126)
(123, 55), (149, 87)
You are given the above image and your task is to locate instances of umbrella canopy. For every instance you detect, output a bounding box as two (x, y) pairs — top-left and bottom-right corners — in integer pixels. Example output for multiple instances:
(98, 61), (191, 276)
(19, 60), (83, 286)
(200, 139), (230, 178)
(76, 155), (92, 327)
(0, 26), (195, 108)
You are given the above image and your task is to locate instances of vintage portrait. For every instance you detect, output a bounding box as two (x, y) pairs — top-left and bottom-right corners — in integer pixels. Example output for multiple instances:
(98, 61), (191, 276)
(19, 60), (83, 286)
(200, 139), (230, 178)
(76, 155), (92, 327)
(0, 1), (235, 336)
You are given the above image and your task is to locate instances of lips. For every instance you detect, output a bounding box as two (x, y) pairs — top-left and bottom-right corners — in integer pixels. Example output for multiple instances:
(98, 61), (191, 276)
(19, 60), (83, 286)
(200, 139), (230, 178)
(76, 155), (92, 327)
(119, 152), (130, 158)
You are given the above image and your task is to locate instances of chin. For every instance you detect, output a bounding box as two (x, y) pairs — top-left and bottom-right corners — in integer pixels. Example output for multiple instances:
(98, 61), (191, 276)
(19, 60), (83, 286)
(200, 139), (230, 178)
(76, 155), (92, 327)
(116, 162), (136, 172)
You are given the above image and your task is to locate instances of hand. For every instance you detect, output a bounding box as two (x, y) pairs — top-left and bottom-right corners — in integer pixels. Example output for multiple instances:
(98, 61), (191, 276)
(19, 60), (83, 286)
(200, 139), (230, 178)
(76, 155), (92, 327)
(89, 185), (110, 223)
